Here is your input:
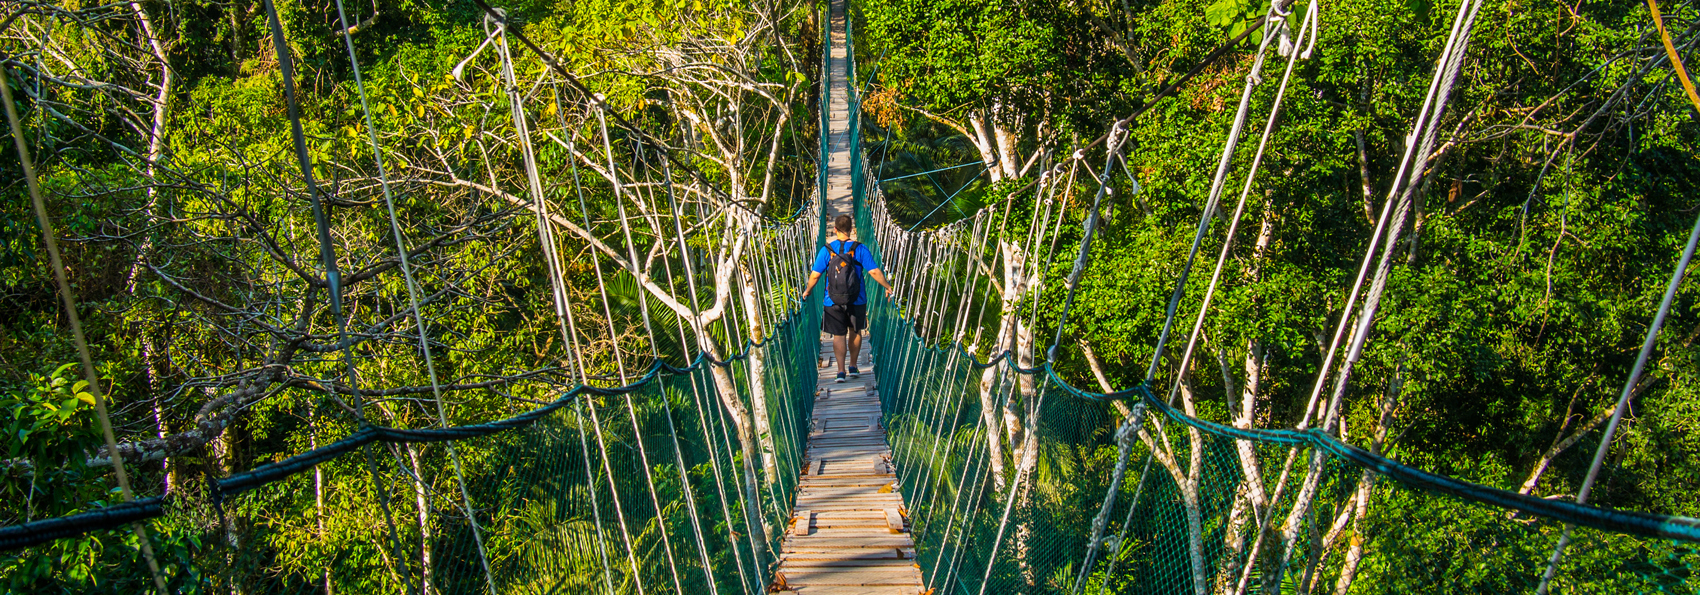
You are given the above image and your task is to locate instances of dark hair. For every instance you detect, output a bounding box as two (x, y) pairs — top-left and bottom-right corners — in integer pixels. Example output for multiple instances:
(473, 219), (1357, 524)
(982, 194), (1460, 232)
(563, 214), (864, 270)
(834, 215), (853, 233)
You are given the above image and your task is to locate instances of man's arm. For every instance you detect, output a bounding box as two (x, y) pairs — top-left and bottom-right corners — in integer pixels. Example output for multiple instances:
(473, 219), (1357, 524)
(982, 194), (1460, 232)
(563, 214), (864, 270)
(800, 271), (821, 301)
(859, 245), (894, 298)
(867, 268), (895, 297)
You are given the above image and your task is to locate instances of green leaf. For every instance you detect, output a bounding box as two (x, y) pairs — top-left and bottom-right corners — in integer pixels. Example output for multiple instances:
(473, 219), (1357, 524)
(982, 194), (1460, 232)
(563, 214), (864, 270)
(1406, 0), (1432, 21)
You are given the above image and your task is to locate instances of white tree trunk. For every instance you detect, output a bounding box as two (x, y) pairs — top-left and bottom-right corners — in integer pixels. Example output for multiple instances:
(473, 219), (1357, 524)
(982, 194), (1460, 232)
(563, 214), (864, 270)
(990, 101), (1021, 181)
(1182, 475), (1207, 595)
(994, 241), (1033, 462)
(740, 267), (778, 482)
(701, 330), (771, 556)
(969, 114), (1003, 183)
(1217, 484), (1254, 593)
(1134, 375), (1208, 595)
(1327, 359), (1406, 594)
(978, 365), (1008, 492)
(125, 0), (174, 494)
(1329, 476), (1373, 595)
(406, 443), (435, 594)
(311, 404), (332, 594)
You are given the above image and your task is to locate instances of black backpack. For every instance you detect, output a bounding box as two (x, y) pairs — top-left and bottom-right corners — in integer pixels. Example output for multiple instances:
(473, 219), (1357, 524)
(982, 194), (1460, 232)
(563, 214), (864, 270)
(825, 241), (864, 305)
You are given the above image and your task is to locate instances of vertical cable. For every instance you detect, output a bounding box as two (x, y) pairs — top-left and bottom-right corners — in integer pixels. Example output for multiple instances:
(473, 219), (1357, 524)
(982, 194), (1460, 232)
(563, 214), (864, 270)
(260, 2), (413, 591)
(332, 1), (496, 590)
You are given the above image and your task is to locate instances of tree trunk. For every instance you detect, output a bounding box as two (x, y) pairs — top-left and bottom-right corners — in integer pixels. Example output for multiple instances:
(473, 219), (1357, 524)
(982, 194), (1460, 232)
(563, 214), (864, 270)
(991, 102), (1021, 181)
(995, 241), (1032, 464)
(1223, 340), (1270, 586)
(1324, 358), (1405, 594)
(969, 113), (1003, 183)
(1136, 372), (1209, 595)
(1328, 477), (1372, 595)
(740, 268), (778, 482)
(406, 443), (435, 594)
(126, 0), (174, 494)
(1353, 129), (1375, 224)
(1009, 420), (1042, 585)
(312, 404), (332, 594)
(700, 330), (771, 557)
(1182, 468), (1207, 595)
(214, 427), (245, 595)
(979, 365), (1008, 492)
(1216, 484), (1254, 593)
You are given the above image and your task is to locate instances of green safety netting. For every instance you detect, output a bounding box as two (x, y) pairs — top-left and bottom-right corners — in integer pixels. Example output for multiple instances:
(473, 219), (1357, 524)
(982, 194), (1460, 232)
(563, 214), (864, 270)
(859, 303), (1700, 594)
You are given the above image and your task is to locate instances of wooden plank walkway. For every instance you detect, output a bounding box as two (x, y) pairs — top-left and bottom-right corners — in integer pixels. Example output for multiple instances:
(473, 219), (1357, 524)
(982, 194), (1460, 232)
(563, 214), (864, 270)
(773, 339), (923, 595)
(771, 1), (923, 593)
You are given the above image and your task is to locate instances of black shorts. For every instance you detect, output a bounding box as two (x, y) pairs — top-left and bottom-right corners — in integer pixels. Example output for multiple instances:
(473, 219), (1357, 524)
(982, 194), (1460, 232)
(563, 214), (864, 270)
(822, 303), (867, 336)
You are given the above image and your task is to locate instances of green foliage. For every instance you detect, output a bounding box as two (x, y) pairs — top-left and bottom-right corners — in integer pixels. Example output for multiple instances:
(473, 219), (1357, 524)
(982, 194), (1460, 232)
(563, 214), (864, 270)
(2, 364), (103, 517)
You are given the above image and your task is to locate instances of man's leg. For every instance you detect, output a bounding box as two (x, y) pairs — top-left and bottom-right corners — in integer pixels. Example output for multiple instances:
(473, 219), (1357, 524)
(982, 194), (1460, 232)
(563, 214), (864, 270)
(832, 332), (848, 373)
(847, 330), (862, 368)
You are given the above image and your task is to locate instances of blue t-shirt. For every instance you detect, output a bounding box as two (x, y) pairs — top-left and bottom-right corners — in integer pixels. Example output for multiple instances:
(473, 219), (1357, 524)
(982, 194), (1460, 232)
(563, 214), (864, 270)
(812, 240), (881, 306)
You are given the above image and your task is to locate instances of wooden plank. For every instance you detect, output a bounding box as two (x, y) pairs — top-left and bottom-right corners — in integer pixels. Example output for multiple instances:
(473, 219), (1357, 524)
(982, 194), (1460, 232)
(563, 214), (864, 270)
(810, 510), (888, 518)
(808, 458), (824, 476)
(782, 569), (923, 586)
(793, 510), (812, 536)
(812, 519), (890, 529)
(818, 404), (874, 412)
(885, 508), (905, 534)
(803, 477), (890, 487)
(814, 407), (881, 417)
(812, 411), (881, 421)
(780, 549), (904, 559)
(806, 447), (889, 457)
(794, 503), (904, 512)
(776, 559), (917, 568)
(815, 469), (894, 479)
(776, 586), (923, 595)
(809, 430), (884, 439)
(795, 497), (903, 507)
(782, 536), (913, 548)
(797, 485), (886, 496)
(813, 404), (880, 413)
(809, 437), (886, 447)
(794, 503), (906, 513)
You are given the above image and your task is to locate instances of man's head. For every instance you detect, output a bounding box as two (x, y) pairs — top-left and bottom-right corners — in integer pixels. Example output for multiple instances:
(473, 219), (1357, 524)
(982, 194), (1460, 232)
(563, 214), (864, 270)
(834, 215), (853, 237)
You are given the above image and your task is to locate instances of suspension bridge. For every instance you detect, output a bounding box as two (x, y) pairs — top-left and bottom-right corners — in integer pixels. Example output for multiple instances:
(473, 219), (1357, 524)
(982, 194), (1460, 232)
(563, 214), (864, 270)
(2, 0), (1699, 592)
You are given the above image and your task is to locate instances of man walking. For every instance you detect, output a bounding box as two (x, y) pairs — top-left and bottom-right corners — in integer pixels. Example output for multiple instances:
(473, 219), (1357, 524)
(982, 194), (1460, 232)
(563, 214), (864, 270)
(801, 215), (894, 383)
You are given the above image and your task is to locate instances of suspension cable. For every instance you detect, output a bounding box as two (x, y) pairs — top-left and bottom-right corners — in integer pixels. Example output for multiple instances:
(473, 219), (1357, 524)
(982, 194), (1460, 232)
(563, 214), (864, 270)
(332, 1), (497, 590)
(260, 1), (414, 590)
